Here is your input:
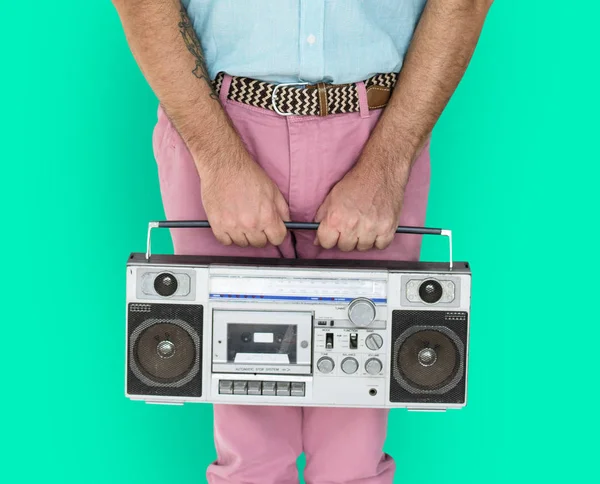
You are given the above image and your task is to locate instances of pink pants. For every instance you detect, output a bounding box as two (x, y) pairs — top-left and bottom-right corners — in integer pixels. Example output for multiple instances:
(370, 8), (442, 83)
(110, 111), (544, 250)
(152, 75), (431, 484)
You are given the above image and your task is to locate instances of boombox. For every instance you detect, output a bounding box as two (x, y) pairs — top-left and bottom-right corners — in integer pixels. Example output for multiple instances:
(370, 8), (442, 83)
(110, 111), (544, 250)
(125, 221), (471, 411)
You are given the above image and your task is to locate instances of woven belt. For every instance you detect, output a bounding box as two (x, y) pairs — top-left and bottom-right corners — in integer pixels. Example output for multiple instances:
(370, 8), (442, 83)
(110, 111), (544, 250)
(213, 72), (398, 116)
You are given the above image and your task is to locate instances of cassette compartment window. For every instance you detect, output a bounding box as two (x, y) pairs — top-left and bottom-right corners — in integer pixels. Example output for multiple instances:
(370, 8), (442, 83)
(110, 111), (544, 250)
(227, 323), (298, 363)
(212, 310), (312, 374)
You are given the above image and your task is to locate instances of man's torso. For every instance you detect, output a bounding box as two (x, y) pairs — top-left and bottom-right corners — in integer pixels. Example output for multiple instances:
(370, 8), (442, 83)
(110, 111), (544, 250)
(183, 0), (428, 84)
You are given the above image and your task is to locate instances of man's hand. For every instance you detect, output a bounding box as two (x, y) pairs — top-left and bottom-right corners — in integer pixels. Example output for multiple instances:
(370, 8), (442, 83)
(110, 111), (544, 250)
(314, 0), (492, 252)
(315, 163), (404, 252)
(201, 155), (289, 248)
(112, 0), (290, 248)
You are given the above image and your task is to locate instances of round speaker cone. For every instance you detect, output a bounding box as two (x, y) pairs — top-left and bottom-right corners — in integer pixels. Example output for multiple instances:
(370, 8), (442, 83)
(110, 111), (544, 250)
(417, 347), (437, 367)
(157, 340), (176, 358)
(397, 330), (458, 390)
(419, 280), (443, 304)
(154, 273), (178, 297)
(134, 322), (195, 383)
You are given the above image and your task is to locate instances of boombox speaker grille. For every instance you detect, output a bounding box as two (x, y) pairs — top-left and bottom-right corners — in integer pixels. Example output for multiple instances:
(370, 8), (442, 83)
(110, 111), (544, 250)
(127, 303), (203, 398)
(390, 310), (467, 405)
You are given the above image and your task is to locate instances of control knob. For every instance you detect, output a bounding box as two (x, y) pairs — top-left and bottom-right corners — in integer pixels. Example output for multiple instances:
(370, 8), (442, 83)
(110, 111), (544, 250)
(317, 356), (335, 374)
(365, 358), (383, 375)
(341, 357), (359, 374)
(365, 333), (384, 351)
(347, 298), (376, 327)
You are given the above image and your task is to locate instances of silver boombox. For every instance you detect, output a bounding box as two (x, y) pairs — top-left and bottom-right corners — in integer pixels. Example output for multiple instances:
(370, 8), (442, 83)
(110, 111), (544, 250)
(125, 221), (471, 411)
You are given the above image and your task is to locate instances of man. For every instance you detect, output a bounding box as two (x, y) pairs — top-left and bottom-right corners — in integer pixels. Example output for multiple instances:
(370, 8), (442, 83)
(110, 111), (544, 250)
(112, 1), (492, 482)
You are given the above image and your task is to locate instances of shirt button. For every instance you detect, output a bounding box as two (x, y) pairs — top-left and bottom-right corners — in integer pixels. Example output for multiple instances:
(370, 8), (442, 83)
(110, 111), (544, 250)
(307, 34), (316, 45)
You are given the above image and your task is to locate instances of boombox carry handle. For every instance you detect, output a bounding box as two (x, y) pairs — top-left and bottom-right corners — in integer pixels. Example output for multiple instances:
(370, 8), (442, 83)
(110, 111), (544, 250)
(146, 220), (453, 269)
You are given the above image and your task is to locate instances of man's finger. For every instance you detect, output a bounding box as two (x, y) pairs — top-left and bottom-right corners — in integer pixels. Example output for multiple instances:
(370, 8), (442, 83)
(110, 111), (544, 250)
(337, 221), (360, 251)
(356, 235), (376, 252)
(245, 230), (268, 248)
(275, 191), (291, 222)
(265, 219), (287, 246)
(317, 224), (340, 250)
(229, 231), (250, 248)
(314, 202), (327, 223)
(313, 201), (331, 244)
(337, 231), (359, 252)
(213, 230), (233, 246)
(374, 233), (394, 250)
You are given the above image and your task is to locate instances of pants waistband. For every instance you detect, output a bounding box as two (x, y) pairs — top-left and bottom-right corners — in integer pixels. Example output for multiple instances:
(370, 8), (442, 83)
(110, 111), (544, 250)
(213, 72), (398, 117)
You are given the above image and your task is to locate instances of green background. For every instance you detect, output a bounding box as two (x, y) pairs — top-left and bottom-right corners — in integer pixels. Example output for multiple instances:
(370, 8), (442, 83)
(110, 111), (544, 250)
(1, 1), (598, 482)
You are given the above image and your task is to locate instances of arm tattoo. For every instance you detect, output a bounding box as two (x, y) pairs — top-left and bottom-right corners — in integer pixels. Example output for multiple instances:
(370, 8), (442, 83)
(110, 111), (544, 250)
(178, 5), (218, 100)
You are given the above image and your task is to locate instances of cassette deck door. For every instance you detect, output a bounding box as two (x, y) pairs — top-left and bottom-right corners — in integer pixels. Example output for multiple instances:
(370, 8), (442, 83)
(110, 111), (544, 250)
(212, 310), (313, 375)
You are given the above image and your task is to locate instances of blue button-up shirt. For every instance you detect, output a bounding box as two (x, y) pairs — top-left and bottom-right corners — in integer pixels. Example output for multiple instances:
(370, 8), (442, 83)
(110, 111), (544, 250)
(183, 0), (427, 85)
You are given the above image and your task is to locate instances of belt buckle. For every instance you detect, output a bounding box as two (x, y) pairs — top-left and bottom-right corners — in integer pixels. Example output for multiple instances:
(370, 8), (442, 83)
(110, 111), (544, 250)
(271, 82), (309, 116)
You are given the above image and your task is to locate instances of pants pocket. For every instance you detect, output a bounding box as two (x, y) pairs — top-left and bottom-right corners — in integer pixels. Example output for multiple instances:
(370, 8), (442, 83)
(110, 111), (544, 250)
(152, 105), (176, 163)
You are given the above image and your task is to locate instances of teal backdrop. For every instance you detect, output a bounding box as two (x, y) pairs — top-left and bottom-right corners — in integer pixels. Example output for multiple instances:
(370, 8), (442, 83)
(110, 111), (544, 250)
(1, 1), (598, 482)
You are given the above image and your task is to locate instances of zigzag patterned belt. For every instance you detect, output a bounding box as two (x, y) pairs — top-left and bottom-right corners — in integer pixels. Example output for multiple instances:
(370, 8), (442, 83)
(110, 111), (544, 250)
(213, 72), (398, 117)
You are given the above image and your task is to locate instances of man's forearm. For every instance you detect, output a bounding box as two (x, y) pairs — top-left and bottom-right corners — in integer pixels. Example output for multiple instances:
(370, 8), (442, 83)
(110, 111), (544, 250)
(111, 0), (246, 177)
(357, 0), (493, 184)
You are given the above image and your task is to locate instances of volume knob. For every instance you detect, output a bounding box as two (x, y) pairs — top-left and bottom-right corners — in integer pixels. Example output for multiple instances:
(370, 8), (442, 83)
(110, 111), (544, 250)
(348, 298), (376, 327)
(365, 358), (383, 375)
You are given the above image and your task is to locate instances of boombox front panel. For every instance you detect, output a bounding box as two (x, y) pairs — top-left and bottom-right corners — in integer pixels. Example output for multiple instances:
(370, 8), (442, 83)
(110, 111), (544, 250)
(125, 256), (471, 410)
(127, 303), (203, 398)
(389, 310), (468, 405)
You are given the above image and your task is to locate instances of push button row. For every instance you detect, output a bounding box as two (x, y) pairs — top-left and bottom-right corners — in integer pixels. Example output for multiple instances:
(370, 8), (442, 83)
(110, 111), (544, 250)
(219, 380), (305, 397)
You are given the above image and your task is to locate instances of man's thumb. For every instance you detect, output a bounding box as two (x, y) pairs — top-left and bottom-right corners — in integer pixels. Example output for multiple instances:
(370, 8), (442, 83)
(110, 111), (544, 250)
(275, 191), (291, 222)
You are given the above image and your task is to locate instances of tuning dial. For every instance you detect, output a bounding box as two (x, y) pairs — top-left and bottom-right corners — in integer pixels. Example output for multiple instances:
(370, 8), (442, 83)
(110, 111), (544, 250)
(365, 358), (383, 375)
(365, 333), (384, 351)
(348, 298), (376, 327)
(341, 357), (359, 374)
(317, 356), (335, 374)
